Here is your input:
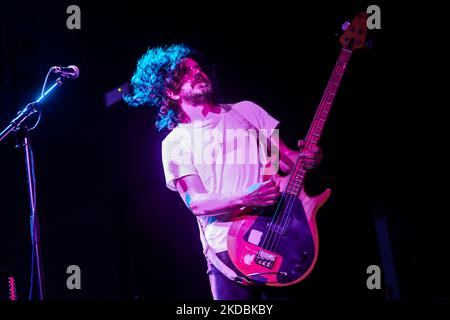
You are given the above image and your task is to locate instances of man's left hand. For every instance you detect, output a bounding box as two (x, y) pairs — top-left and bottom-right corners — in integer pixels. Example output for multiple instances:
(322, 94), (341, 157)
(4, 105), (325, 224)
(297, 139), (322, 170)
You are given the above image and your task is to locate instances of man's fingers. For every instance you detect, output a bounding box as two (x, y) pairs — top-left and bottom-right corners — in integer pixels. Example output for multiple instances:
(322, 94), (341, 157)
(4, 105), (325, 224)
(298, 152), (321, 160)
(266, 190), (281, 197)
(297, 140), (306, 149)
(259, 180), (276, 191)
(298, 141), (321, 154)
(262, 179), (276, 187)
(259, 188), (280, 197)
(309, 144), (320, 153)
(300, 160), (319, 169)
(263, 199), (278, 206)
(259, 187), (281, 197)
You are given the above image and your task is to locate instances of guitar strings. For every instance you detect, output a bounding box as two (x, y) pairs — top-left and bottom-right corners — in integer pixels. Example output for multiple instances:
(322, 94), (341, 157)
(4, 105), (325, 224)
(268, 54), (347, 255)
(269, 62), (344, 254)
(257, 121), (315, 255)
(256, 140), (303, 256)
(262, 83), (331, 254)
(257, 124), (317, 256)
(270, 104), (332, 252)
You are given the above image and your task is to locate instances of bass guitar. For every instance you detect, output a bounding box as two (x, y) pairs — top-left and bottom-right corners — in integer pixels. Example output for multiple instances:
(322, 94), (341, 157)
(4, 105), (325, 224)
(224, 12), (369, 286)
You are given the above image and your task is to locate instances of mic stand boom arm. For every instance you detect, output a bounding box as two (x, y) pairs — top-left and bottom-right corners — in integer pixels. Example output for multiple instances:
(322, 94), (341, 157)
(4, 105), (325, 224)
(0, 78), (63, 142)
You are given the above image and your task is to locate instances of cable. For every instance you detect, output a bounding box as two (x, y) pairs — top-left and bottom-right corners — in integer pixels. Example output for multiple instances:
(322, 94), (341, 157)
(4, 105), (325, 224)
(28, 67), (53, 132)
(41, 68), (53, 97)
(28, 108), (42, 131)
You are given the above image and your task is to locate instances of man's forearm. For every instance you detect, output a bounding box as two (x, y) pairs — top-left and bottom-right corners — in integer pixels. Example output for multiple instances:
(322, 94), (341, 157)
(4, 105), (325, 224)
(187, 191), (244, 217)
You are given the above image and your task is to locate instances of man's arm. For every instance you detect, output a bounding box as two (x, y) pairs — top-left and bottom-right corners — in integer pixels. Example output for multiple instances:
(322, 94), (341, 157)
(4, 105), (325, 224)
(277, 138), (323, 173)
(174, 174), (280, 217)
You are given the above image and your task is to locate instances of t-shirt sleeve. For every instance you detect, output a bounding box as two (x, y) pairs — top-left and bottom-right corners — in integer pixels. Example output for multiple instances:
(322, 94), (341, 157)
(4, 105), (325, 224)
(234, 101), (279, 136)
(254, 102), (279, 134)
(161, 130), (198, 191)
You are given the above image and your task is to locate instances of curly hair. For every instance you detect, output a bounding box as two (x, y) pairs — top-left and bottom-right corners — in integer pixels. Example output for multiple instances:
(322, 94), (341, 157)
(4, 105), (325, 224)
(124, 44), (199, 131)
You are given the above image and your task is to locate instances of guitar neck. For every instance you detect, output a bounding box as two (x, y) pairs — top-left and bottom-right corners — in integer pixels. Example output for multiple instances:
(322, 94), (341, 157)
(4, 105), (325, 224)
(305, 48), (352, 146)
(285, 48), (352, 197)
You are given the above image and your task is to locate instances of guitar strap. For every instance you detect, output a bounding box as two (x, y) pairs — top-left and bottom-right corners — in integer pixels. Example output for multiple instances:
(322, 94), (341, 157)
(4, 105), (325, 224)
(197, 219), (249, 285)
(221, 103), (271, 153)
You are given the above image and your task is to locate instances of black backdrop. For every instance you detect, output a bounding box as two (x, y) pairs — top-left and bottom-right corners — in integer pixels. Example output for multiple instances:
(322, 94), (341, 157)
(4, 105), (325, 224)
(0, 1), (443, 300)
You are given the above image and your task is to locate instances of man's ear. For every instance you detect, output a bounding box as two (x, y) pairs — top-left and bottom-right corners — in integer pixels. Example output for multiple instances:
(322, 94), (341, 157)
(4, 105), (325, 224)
(166, 89), (180, 100)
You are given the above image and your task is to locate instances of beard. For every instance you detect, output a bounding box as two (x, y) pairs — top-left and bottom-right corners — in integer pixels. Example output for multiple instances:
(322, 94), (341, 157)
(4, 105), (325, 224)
(182, 82), (213, 103)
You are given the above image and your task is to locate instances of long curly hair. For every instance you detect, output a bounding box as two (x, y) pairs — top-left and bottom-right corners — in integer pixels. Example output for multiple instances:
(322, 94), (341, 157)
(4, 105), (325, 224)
(124, 44), (201, 131)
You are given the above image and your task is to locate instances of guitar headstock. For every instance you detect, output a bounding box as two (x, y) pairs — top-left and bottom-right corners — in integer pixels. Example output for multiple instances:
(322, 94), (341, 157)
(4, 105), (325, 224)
(339, 12), (368, 51)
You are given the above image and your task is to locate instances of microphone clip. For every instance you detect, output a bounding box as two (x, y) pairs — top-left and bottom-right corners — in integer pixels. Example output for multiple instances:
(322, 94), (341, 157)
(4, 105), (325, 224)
(50, 65), (79, 79)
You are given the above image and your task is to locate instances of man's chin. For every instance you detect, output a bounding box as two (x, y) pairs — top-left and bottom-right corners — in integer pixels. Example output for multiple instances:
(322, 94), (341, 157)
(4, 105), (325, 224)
(194, 87), (213, 98)
(197, 83), (212, 92)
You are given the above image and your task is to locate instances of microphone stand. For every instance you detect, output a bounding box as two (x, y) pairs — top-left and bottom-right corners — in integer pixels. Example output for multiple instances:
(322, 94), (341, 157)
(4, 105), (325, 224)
(0, 77), (64, 300)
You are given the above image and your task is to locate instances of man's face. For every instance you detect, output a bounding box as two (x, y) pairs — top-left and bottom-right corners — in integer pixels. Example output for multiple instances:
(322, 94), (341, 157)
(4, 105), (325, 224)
(176, 58), (212, 101)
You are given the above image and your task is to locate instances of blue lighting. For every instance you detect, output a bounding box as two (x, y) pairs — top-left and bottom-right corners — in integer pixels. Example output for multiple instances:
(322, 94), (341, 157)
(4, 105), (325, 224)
(36, 82), (60, 104)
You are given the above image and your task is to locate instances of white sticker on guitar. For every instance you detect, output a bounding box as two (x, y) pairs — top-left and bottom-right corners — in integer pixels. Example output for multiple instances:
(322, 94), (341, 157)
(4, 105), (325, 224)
(244, 253), (255, 265)
(248, 229), (263, 246)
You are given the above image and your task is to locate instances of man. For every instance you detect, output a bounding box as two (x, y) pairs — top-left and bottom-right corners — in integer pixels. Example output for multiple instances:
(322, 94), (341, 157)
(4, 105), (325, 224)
(125, 44), (322, 299)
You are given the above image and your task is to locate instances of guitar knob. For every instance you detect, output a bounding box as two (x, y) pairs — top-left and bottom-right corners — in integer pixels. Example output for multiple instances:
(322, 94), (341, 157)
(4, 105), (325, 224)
(342, 21), (350, 31)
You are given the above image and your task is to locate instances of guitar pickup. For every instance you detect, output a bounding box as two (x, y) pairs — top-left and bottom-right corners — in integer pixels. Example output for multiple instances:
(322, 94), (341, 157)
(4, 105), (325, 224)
(265, 218), (290, 236)
(255, 250), (277, 269)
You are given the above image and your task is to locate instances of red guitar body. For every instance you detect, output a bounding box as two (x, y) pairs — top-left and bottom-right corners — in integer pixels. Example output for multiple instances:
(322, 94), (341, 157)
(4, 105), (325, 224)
(228, 182), (331, 286)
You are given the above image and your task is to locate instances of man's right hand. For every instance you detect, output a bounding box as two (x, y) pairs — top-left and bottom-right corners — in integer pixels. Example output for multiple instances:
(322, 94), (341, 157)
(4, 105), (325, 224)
(240, 179), (281, 208)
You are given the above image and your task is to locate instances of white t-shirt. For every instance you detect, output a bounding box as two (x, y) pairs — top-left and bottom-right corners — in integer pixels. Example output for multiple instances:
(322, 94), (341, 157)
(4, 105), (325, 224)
(161, 100), (279, 261)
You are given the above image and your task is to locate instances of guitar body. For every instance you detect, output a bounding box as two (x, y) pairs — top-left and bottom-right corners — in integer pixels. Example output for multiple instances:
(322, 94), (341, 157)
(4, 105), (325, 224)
(227, 174), (331, 286)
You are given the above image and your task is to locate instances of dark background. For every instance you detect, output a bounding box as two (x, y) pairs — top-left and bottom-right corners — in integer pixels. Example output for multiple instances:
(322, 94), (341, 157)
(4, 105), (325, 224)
(0, 0), (443, 300)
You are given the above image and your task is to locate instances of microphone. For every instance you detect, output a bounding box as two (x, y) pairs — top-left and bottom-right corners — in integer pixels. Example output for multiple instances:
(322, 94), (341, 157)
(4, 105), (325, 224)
(50, 65), (80, 79)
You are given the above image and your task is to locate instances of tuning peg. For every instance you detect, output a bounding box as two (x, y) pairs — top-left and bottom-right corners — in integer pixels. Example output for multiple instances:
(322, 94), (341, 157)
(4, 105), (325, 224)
(342, 21), (350, 31)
